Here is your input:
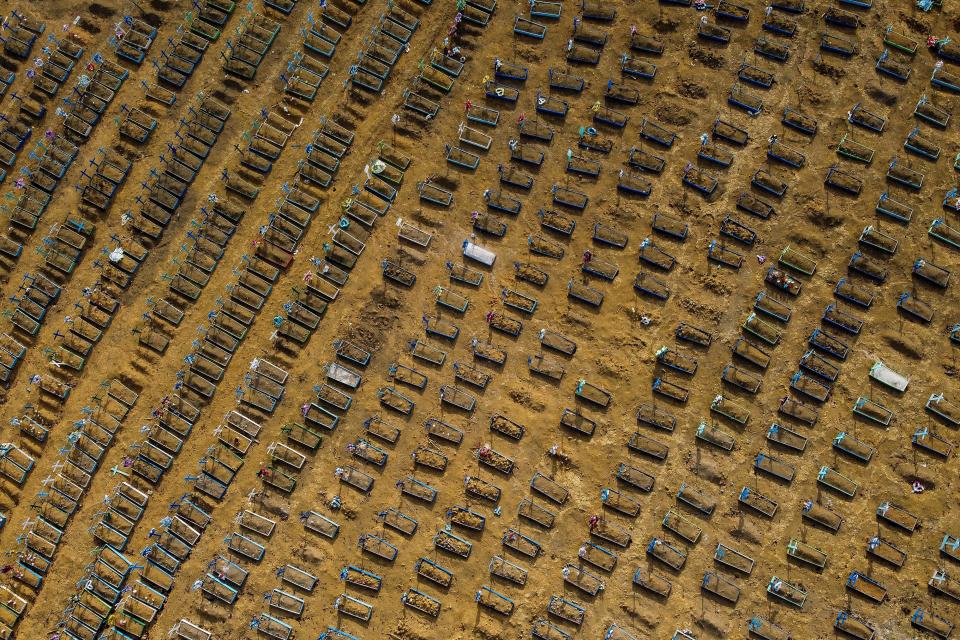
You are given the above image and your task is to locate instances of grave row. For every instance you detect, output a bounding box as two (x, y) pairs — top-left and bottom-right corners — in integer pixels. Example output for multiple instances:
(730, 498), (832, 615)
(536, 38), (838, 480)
(0, 0), (308, 629)
(401, 0), (494, 122)
(0, 10), (44, 61)
(112, 17), (158, 67)
(1, 94), (231, 401)
(55, 61), (405, 631)
(324, 4), (960, 638)
(184, 101), (424, 640)
(345, 2), (419, 93)
(156, 3), (501, 634)
(637, 4), (960, 637)
(0, 378), (138, 638)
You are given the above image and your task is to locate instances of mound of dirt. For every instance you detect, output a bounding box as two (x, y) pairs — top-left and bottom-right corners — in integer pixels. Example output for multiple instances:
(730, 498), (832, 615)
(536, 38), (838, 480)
(677, 79), (708, 100)
(881, 330), (925, 360)
(687, 44), (725, 69)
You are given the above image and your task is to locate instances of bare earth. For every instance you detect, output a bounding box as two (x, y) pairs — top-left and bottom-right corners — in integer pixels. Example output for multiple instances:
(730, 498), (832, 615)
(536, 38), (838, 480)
(0, 0), (958, 639)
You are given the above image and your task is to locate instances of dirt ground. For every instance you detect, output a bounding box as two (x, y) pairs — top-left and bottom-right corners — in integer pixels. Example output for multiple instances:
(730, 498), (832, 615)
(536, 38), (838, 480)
(0, 0), (959, 639)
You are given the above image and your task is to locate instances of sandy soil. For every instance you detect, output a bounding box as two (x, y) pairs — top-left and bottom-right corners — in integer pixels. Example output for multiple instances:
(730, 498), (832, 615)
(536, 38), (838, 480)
(0, 0), (959, 639)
